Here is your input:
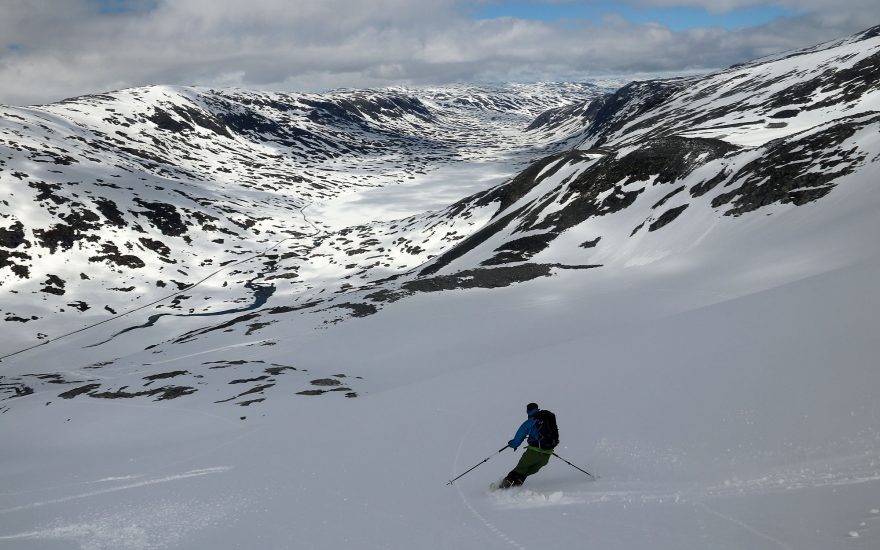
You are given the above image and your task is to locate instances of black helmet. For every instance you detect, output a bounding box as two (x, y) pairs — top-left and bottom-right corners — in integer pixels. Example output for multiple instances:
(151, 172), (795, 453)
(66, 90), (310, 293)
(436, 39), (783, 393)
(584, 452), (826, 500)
(527, 402), (539, 413)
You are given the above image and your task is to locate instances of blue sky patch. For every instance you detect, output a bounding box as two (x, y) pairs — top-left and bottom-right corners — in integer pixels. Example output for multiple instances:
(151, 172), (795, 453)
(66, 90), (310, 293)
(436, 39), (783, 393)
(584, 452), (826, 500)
(470, 1), (797, 31)
(92, 0), (158, 15)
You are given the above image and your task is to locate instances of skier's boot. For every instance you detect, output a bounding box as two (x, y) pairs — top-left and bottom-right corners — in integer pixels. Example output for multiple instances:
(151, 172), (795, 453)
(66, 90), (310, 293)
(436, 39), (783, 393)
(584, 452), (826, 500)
(501, 470), (526, 489)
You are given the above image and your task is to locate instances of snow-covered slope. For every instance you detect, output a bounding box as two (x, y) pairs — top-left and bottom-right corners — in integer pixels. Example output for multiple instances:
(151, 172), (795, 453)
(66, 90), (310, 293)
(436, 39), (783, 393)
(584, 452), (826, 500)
(1, 26), (879, 550)
(580, 25), (880, 149)
(0, 82), (603, 348)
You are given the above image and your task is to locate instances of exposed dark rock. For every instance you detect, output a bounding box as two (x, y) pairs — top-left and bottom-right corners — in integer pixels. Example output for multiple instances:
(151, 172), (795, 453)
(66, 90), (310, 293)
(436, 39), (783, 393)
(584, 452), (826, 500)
(527, 100), (592, 132)
(855, 24), (880, 40)
(583, 79), (689, 146)
(237, 398), (265, 406)
(138, 237), (172, 257)
(215, 383), (274, 403)
(173, 312), (262, 342)
(88, 385), (197, 400)
(95, 198), (127, 227)
(230, 376), (271, 384)
(153, 386), (197, 400)
(424, 137), (732, 277)
(767, 51), (880, 112)
(27, 373), (74, 384)
(770, 109), (800, 119)
(526, 137), (735, 234)
(218, 110), (291, 138)
(409, 264), (553, 293)
(29, 151), (77, 165)
(482, 233), (557, 265)
(245, 321), (274, 335)
(29, 181), (69, 205)
(40, 274), (66, 295)
(363, 288), (408, 303)
(234, 383), (274, 397)
(690, 169), (731, 198)
(592, 137), (736, 188)
(147, 107), (193, 133)
(303, 93), (432, 128)
(712, 114), (876, 216)
(652, 186), (686, 209)
(0, 221), (26, 248)
(477, 150), (584, 213)
(334, 302), (378, 317)
(264, 366), (297, 375)
(89, 243), (146, 268)
(579, 237), (601, 248)
(4, 313), (38, 322)
(649, 204), (689, 231)
(133, 199), (187, 237)
(0, 381), (35, 399)
(32, 208), (102, 253)
(143, 370), (189, 382)
(146, 102), (232, 137)
(0, 249), (30, 276)
(58, 383), (102, 399)
(267, 300), (324, 314)
(173, 103), (233, 137)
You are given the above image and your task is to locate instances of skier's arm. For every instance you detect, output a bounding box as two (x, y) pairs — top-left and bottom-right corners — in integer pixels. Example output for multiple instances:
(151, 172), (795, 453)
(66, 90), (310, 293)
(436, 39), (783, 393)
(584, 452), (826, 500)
(508, 419), (533, 449)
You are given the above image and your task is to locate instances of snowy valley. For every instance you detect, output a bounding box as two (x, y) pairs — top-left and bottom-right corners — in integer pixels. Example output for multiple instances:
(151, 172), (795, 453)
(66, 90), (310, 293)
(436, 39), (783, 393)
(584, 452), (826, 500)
(1, 25), (879, 550)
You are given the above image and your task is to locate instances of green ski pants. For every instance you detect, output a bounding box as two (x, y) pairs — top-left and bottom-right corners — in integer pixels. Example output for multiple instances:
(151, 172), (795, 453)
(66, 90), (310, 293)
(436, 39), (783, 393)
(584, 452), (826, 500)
(513, 447), (552, 477)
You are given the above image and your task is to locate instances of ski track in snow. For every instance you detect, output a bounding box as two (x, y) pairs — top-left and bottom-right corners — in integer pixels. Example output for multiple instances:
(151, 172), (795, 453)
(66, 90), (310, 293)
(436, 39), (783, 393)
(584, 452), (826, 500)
(0, 473), (144, 499)
(141, 339), (278, 367)
(449, 437), (880, 549)
(0, 495), (239, 550)
(695, 502), (795, 550)
(452, 431), (528, 549)
(849, 508), (880, 540)
(706, 453), (880, 497)
(0, 467), (231, 515)
(488, 487), (587, 509)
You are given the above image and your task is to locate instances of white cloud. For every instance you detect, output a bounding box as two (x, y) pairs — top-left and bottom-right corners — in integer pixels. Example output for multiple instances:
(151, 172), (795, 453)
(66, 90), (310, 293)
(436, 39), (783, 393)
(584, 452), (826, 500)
(585, 0), (880, 14)
(0, 0), (877, 105)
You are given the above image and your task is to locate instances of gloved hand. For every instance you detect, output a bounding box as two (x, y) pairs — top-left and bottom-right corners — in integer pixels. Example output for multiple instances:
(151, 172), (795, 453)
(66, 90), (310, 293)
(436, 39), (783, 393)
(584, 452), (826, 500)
(508, 440), (518, 449)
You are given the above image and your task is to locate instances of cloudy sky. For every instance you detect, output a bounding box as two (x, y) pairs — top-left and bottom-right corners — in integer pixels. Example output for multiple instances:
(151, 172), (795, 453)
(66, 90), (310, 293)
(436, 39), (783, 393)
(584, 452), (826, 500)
(1, 0), (877, 105)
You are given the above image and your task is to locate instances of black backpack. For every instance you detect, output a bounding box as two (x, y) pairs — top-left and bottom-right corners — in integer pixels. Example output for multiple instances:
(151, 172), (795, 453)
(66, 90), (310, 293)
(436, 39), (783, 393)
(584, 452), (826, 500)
(533, 409), (559, 450)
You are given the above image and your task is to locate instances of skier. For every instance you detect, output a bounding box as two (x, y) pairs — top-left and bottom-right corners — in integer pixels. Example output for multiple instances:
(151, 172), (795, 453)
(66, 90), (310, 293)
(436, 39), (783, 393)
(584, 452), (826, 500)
(500, 402), (559, 488)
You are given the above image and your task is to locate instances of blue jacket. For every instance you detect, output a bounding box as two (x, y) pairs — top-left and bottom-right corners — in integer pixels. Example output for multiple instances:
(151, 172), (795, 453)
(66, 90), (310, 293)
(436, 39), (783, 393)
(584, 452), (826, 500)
(508, 408), (541, 450)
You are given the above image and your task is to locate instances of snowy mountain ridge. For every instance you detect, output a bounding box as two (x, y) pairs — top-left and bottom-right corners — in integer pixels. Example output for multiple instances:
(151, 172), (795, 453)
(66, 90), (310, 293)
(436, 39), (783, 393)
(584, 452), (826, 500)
(0, 82), (605, 346)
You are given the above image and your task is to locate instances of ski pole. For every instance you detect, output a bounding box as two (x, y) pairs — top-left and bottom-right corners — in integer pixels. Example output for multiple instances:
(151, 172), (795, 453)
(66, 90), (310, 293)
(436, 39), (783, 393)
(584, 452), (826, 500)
(447, 446), (508, 486)
(552, 451), (597, 480)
